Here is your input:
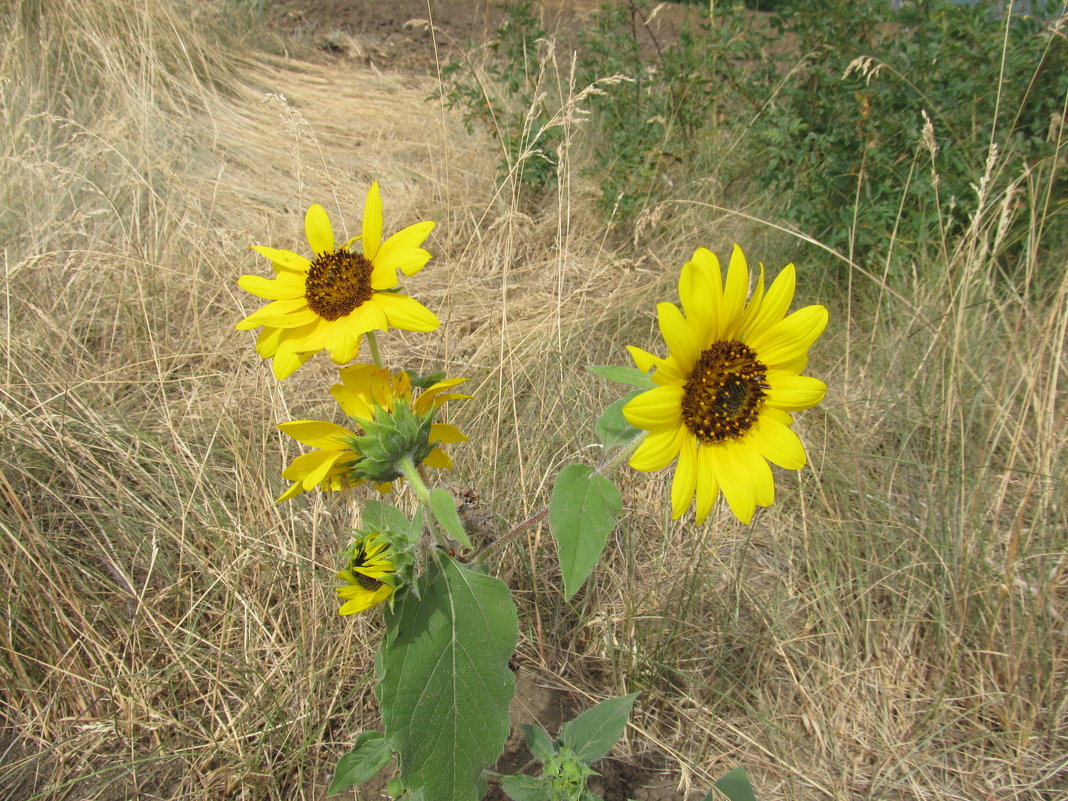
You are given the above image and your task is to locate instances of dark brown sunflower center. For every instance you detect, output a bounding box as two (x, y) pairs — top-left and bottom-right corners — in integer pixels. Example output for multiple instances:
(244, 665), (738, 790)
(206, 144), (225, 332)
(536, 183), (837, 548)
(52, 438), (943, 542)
(681, 341), (769, 444)
(304, 248), (374, 321)
(353, 571), (383, 592)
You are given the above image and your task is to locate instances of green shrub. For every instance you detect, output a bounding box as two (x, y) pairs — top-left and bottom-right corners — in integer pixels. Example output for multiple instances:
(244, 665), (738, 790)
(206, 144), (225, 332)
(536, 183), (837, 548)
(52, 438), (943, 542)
(754, 0), (1067, 268)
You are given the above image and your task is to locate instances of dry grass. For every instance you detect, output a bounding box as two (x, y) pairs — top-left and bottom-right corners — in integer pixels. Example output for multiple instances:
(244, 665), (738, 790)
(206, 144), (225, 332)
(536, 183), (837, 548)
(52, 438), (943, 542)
(2, 2), (1065, 800)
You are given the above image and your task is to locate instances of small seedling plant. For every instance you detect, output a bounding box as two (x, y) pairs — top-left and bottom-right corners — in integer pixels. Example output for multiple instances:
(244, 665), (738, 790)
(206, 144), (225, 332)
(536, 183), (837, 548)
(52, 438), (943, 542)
(234, 181), (826, 800)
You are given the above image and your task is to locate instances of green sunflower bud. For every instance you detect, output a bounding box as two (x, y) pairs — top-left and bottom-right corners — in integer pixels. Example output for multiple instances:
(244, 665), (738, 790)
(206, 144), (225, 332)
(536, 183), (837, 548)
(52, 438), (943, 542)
(342, 399), (438, 485)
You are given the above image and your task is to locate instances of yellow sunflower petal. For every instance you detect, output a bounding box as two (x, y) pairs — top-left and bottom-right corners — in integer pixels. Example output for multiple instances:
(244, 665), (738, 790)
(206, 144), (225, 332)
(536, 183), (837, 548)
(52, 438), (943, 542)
(272, 317), (330, 353)
(275, 481), (305, 503)
(750, 415), (807, 470)
(764, 373), (827, 411)
(376, 220), (435, 276)
(693, 445), (721, 524)
(362, 182), (383, 261)
(339, 583), (393, 615)
(423, 447), (453, 469)
(743, 263), (796, 342)
(325, 324), (366, 365)
(748, 304), (828, 368)
(743, 443), (775, 508)
(235, 297), (318, 330)
(301, 451), (349, 489)
(657, 302), (700, 369)
(277, 419), (355, 449)
(630, 425), (687, 472)
(670, 435), (699, 518)
(250, 245), (312, 273)
(718, 245), (750, 340)
(271, 345), (315, 380)
(627, 345), (663, 373)
(375, 292), (441, 332)
(237, 273), (305, 300)
(708, 442), (758, 524)
(331, 386), (374, 421)
(737, 263), (766, 335)
(256, 326), (284, 357)
(430, 423), (468, 444)
(622, 385), (685, 431)
(279, 449), (341, 483)
(305, 204), (335, 255)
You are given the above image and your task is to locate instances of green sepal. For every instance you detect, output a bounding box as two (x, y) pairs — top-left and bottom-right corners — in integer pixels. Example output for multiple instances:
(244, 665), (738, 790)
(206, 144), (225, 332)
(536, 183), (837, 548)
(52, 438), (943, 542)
(587, 364), (654, 389)
(343, 400), (437, 485)
(405, 369), (447, 389)
(328, 731), (392, 795)
(520, 723), (557, 764)
(595, 390), (643, 449)
(429, 487), (472, 548)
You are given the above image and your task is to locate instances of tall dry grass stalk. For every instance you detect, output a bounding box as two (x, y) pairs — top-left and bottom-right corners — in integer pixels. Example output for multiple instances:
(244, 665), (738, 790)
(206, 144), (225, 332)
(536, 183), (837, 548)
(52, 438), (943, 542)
(1, 2), (1065, 800)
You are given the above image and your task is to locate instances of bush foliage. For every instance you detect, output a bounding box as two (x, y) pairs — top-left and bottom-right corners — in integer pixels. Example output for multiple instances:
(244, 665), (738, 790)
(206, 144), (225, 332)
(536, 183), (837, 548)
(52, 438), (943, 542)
(440, 0), (1066, 275)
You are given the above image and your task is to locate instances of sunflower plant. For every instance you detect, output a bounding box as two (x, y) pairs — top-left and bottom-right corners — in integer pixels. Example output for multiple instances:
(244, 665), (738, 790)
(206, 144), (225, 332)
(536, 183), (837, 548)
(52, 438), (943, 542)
(236, 182), (819, 801)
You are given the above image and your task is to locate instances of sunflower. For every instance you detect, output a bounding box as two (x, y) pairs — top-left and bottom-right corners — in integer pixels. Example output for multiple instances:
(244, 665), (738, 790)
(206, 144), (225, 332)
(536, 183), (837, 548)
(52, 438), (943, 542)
(623, 245), (828, 524)
(336, 533), (395, 615)
(235, 182), (439, 379)
(275, 364), (469, 502)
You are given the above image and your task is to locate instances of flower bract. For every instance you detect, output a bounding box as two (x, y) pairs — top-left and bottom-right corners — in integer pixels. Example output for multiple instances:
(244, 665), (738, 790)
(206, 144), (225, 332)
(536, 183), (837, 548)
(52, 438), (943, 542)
(275, 365), (469, 502)
(236, 182), (439, 379)
(336, 533), (395, 615)
(623, 245), (828, 524)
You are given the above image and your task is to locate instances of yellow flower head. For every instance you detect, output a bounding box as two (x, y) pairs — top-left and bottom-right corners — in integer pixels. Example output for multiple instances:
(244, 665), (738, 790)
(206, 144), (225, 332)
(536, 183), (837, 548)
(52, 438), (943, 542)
(336, 533), (395, 615)
(235, 182), (439, 379)
(623, 245), (828, 524)
(274, 365), (469, 502)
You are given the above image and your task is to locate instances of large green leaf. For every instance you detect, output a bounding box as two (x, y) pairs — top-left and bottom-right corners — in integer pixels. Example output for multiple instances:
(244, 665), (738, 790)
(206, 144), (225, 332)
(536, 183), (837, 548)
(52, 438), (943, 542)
(378, 557), (518, 801)
(549, 465), (622, 601)
(557, 693), (638, 763)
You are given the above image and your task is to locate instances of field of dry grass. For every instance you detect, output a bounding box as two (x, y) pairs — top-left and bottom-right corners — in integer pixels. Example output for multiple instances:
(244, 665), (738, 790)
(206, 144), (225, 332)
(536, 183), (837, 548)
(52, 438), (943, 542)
(2, 1), (1066, 800)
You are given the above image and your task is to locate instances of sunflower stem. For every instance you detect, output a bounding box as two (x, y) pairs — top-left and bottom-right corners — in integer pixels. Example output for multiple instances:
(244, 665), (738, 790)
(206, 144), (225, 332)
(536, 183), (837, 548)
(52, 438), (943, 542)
(397, 455), (450, 549)
(367, 332), (384, 368)
(397, 455), (430, 505)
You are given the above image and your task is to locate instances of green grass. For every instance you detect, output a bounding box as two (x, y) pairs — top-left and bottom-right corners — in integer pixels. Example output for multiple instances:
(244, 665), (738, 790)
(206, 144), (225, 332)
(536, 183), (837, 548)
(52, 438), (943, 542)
(1, 1), (1065, 799)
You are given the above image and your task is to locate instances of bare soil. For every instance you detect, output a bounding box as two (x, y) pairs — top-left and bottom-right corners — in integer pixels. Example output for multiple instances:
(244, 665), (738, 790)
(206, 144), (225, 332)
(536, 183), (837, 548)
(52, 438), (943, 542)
(269, 0), (699, 74)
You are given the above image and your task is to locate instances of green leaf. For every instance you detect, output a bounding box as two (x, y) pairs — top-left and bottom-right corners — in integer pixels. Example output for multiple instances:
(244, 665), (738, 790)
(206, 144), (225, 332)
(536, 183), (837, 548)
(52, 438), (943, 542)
(500, 773), (551, 801)
(327, 731), (391, 795)
(362, 500), (411, 535)
(587, 365), (654, 389)
(594, 390), (643, 449)
(378, 558), (518, 801)
(549, 465), (622, 601)
(520, 723), (557, 763)
(429, 488), (472, 548)
(703, 766), (758, 801)
(558, 693), (639, 763)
